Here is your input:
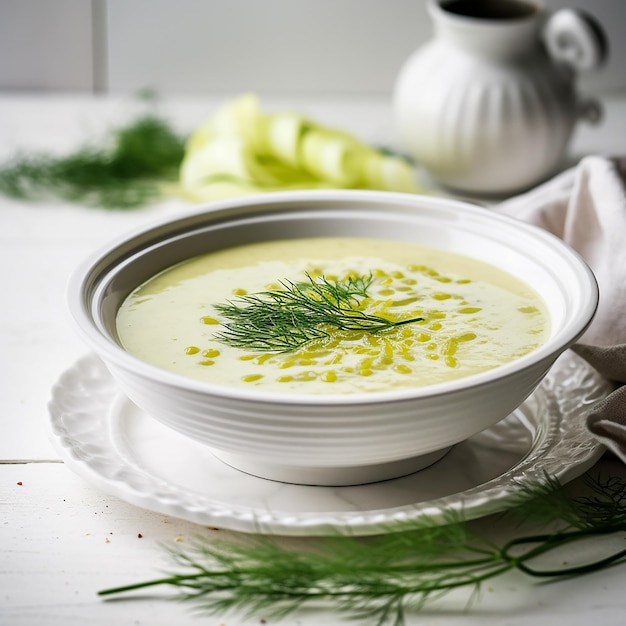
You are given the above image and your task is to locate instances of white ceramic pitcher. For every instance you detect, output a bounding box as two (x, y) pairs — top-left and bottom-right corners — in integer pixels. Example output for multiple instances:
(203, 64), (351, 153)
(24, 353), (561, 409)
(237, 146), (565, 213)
(393, 0), (606, 194)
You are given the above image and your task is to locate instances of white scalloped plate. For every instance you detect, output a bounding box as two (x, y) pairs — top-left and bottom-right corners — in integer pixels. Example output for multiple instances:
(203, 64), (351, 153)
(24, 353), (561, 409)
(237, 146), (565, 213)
(48, 351), (611, 536)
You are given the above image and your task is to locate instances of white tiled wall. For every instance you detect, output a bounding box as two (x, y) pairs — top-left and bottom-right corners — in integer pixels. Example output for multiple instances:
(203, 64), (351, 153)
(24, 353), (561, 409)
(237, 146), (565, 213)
(102, 0), (431, 96)
(0, 0), (94, 91)
(0, 0), (624, 95)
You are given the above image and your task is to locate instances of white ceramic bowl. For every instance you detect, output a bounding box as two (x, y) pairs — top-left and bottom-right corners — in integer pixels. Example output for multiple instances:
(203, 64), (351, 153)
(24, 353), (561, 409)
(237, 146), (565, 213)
(68, 190), (598, 486)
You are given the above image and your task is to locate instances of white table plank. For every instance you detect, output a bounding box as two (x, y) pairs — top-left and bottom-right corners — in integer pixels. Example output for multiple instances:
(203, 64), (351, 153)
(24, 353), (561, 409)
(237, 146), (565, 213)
(2, 461), (626, 626)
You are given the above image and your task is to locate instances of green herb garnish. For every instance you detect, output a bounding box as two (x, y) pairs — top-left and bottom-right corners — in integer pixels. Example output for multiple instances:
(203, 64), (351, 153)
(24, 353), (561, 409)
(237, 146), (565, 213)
(98, 474), (626, 624)
(0, 114), (186, 209)
(213, 273), (424, 353)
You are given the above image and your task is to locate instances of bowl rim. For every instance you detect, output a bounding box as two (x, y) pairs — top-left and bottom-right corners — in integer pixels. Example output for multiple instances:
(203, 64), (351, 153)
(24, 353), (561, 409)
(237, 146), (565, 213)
(67, 188), (599, 406)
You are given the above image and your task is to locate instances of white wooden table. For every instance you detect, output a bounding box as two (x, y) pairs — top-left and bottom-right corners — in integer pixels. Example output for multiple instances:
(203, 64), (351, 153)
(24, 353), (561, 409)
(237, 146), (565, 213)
(2, 93), (626, 626)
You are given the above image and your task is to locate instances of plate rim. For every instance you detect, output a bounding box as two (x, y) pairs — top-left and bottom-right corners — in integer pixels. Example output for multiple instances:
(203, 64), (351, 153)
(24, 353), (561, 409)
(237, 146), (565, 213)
(48, 351), (610, 536)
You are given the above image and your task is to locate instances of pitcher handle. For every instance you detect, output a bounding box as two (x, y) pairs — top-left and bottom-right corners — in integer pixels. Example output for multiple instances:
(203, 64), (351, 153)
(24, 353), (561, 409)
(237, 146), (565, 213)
(543, 9), (607, 72)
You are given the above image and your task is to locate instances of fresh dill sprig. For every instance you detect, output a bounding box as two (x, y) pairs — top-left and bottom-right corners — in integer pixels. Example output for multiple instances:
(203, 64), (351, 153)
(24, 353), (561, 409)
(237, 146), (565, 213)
(98, 474), (626, 625)
(213, 273), (424, 353)
(0, 114), (186, 209)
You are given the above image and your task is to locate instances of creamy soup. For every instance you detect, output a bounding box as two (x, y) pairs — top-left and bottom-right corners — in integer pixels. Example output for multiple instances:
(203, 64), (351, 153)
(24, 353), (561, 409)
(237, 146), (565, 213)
(116, 237), (549, 394)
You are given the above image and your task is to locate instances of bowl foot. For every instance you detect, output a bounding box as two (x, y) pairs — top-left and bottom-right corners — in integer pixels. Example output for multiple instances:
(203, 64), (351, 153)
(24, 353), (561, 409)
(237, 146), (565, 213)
(210, 447), (452, 486)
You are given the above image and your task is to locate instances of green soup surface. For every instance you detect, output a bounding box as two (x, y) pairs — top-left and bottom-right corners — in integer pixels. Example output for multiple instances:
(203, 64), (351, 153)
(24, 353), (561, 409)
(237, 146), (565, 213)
(116, 237), (549, 394)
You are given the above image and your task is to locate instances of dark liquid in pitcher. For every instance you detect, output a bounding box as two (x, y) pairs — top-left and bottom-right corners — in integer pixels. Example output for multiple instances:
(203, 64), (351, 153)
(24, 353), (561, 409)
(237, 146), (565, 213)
(441, 0), (537, 20)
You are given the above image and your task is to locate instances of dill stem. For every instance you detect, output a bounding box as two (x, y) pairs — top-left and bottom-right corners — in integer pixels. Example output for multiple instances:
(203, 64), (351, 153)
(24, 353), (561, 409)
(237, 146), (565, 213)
(501, 527), (626, 577)
(100, 531), (626, 601)
(98, 572), (216, 596)
(519, 548), (626, 577)
(97, 555), (503, 599)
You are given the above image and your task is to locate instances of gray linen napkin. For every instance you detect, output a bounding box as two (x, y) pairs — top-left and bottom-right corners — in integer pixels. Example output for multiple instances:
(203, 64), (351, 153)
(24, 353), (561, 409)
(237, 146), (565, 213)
(496, 156), (626, 463)
(572, 343), (626, 460)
